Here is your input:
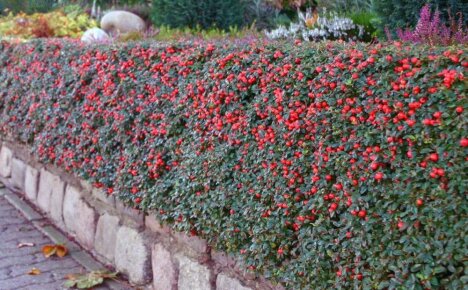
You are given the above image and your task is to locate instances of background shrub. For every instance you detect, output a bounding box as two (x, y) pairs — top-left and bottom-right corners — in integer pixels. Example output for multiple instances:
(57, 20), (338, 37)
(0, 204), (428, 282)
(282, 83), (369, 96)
(0, 39), (466, 289)
(150, 0), (248, 30)
(0, 0), (55, 14)
(373, 0), (468, 34)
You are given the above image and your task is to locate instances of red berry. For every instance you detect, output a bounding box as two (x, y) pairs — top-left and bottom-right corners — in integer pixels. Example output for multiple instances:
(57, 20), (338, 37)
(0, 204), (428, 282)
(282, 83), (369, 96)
(436, 168), (445, 176)
(358, 210), (367, 218)
(398, 221), (405, 229)
(416, 199), (424, 207)
(374, 172), (384, 181)
(456, 106), (463, 114)
(429, 153), (439, 162)
(460, 138), (468, 147)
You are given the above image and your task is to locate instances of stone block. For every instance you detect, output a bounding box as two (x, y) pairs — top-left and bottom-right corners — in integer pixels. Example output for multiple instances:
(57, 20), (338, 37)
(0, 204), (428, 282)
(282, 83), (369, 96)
(115, 226), (151, 285)
(145, 213), (171, 235)
(152, 243), (177, 290)
(94, 213), (120, 263)
(173, 231), (208, 255)
(216, 274), (251, 290)
(92, 187), (115, 207)
(10, 158), (26, 191)
(176, 255), (212, 290)
(49, 178), (66, 228)
(0, 145), (13, 178)
(116, 200), (144, 228)
(63, 185), (97, 249)
(212, 250), (236, 269)
(37, 169), (64, 215)
(24, 165), (39, 201)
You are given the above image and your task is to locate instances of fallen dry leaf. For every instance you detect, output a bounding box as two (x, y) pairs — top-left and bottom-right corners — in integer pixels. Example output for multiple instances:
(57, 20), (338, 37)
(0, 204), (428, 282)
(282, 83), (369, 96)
(28, 268), (41, 275)
(56, 245), (68, 257)
(42, 245), (57, 258)
(64, 270), (118, 289)
(42, 244), (68, 258)
(17, 242), (35, 248)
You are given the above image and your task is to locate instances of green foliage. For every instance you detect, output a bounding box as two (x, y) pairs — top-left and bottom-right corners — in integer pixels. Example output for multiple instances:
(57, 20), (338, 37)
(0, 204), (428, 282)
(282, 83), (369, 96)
(150, 0), (248, 30)
(317, 0), (373, 13)
(348, 11), (379, 39)
(0, 0), (56, 14)
(0, 39), (467, 289)
(373, 0), (468, 33)
(151, 25), (261, 41)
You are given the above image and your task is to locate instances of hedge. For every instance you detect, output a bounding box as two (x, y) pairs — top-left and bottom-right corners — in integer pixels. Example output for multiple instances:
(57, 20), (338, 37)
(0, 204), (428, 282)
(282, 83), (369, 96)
(0, 39), (466, 289)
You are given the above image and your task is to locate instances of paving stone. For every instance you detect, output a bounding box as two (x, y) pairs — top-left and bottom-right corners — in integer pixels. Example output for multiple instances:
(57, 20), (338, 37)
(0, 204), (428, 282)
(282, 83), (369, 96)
(0, 195), (103, 289)
(0, 145), (13, 178)
(94, 213), (120, 263)
(63, 186), (97, 250)
(115, 226), (151, 285)
(24, 165), (39, 201)
(176, 255), (213, 290)
(10, 158), (26, 191)
(216, 273), (252, 290)
(152, 243), (177, 290)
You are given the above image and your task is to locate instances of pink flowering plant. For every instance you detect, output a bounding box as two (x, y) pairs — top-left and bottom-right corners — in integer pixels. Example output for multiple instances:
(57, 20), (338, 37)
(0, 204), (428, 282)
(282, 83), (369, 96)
(393, 4), (467, 46)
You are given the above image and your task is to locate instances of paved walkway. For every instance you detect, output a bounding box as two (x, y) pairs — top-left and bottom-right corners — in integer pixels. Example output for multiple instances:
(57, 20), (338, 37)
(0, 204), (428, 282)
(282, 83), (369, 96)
(0, 188), (132, 290)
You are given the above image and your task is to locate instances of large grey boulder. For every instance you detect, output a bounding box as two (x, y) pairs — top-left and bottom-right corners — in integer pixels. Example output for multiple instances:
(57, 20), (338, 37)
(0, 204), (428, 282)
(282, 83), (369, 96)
(81, 27), (110, 44)
(100, 11), (146, 35)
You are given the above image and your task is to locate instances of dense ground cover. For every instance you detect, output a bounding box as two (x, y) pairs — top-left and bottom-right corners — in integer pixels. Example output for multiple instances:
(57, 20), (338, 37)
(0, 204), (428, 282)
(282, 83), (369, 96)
(0, 39), (466, 289)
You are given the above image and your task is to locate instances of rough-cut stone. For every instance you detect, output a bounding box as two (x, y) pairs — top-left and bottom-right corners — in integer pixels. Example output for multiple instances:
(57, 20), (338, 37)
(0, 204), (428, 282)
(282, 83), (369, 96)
(173, 231), (208, 255)
(94, 213), (120, 263)
(145, 213), (170, 235)
(81, 27), (110, 44)
(63, 186), (97, 249)
(100, 11), (146, 35)
(49, 178), (66, 227)
(216, 274), (252, 290)
(92, 187), (115, 207)
(115, 226), (151, 285)
(176, 255), (212, 290)
(37, 169), (64, 214)
(152, 243), (177, 290)
(212, 250), (236, 269)
(0, 145), (13, 178)
(10, 158), (26, 191)
(24, 165), (39, 201)
(116, 200), (144, 227)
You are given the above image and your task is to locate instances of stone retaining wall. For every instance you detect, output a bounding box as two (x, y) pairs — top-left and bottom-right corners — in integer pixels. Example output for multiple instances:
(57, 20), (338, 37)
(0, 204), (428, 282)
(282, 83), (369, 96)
(0, 140), (283, 290)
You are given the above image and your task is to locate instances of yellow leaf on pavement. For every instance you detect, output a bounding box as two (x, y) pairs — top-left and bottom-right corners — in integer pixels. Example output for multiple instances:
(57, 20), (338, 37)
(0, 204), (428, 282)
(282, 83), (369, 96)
(28, 268), (41, 275)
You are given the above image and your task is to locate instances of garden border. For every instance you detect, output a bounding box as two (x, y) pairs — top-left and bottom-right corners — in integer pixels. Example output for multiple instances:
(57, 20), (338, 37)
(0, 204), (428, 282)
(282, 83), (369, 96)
(0, 139), (282, 290)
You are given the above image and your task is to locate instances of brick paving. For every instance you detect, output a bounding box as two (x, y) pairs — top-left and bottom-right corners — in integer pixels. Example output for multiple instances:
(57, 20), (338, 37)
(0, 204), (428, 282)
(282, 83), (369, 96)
(0, 195), (108, 290)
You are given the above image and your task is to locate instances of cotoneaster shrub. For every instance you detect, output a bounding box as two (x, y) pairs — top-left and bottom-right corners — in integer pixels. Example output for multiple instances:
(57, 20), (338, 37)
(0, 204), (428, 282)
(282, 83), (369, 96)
(0, 39), (466, 289)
